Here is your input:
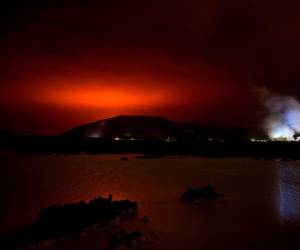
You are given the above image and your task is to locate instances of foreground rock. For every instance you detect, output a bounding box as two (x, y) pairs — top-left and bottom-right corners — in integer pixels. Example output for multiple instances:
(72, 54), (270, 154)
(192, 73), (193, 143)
(7, 196), (137, 249)
(180, 185), (225, 203)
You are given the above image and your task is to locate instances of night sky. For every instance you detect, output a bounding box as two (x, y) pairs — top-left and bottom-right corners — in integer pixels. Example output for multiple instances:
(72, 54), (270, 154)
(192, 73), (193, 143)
(1, 0), (300, 134)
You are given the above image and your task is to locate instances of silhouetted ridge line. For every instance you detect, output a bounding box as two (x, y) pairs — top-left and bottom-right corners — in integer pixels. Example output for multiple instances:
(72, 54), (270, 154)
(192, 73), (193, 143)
(62, 115), (258, 142)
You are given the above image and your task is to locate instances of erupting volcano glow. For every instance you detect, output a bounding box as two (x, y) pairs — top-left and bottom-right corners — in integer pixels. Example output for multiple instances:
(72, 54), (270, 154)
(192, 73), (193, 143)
(43, 87), (168, 109)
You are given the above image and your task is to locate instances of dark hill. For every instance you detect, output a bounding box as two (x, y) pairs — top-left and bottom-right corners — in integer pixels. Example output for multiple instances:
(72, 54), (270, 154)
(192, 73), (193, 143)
(62, 115), (262, 142)
(63, 115), (177, 140)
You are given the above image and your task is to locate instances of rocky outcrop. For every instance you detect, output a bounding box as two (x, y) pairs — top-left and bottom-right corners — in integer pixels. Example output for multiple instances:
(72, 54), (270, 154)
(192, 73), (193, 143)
(180, 185), (225, 202)
(9, 196), (138, 249)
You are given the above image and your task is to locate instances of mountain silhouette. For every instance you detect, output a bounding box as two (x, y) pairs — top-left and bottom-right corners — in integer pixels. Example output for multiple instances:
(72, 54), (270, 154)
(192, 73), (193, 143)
(63, 115), (259, 142)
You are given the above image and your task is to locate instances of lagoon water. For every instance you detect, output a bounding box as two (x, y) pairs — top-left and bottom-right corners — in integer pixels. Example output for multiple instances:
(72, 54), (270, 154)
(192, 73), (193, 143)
(1, 152), (300, 249)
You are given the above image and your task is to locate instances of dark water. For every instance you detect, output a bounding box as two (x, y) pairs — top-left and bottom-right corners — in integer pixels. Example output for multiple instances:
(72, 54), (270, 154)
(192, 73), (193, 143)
(0, 153), (300, 249)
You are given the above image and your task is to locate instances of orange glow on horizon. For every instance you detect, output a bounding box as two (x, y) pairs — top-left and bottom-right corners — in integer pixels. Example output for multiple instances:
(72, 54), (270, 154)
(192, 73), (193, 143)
(16, 73), (222, 131)
(43, 86), (169, 109)
(32, 75), (212, 112)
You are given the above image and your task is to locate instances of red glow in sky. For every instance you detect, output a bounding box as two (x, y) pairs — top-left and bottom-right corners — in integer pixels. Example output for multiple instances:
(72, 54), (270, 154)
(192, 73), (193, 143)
(1, 0), (299, 134)
(0, 56), (254, 134)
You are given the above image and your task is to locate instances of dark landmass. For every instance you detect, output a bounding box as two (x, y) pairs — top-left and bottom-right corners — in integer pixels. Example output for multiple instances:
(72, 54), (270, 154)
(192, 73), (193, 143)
(1, 136), (300, 159)
(62, 115), (261, 142)
(1, 115), (300, 159)
(3, 196), (137, 249)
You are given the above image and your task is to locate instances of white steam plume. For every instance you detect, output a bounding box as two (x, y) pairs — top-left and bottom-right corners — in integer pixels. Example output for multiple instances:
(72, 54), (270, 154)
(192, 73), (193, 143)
(255, 86), (300, 141)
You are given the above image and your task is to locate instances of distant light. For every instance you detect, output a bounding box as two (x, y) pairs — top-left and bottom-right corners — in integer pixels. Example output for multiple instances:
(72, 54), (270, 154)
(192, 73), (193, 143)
(114, 137), (120, 141)
(250, 138), (268, 143)
(165, 137), (177, 142)
(87, 131), (102, 138)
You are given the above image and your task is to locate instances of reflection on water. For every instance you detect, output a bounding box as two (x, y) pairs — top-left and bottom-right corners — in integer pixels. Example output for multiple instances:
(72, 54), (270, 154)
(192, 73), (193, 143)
(1, 154), (300, 249)
(277, 162), (300, 223)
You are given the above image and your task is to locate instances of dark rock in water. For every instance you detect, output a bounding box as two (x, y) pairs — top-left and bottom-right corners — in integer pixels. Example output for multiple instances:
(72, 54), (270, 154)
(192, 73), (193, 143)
(180, 185), (225, 203)
(139, 216), (150, 224)
(7, 196), (138, 249)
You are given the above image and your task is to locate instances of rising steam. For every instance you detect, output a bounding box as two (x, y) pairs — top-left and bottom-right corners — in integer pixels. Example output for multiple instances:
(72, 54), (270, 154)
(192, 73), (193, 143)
(258, 87), (300, 141)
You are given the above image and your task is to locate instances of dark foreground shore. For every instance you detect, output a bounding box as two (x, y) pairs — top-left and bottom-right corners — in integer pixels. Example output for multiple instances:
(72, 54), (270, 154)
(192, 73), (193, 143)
(1, 136), (300, 159)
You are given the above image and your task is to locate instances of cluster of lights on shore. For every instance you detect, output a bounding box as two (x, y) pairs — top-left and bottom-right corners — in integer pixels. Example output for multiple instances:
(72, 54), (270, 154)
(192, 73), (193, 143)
(114, 136), (177, 142)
